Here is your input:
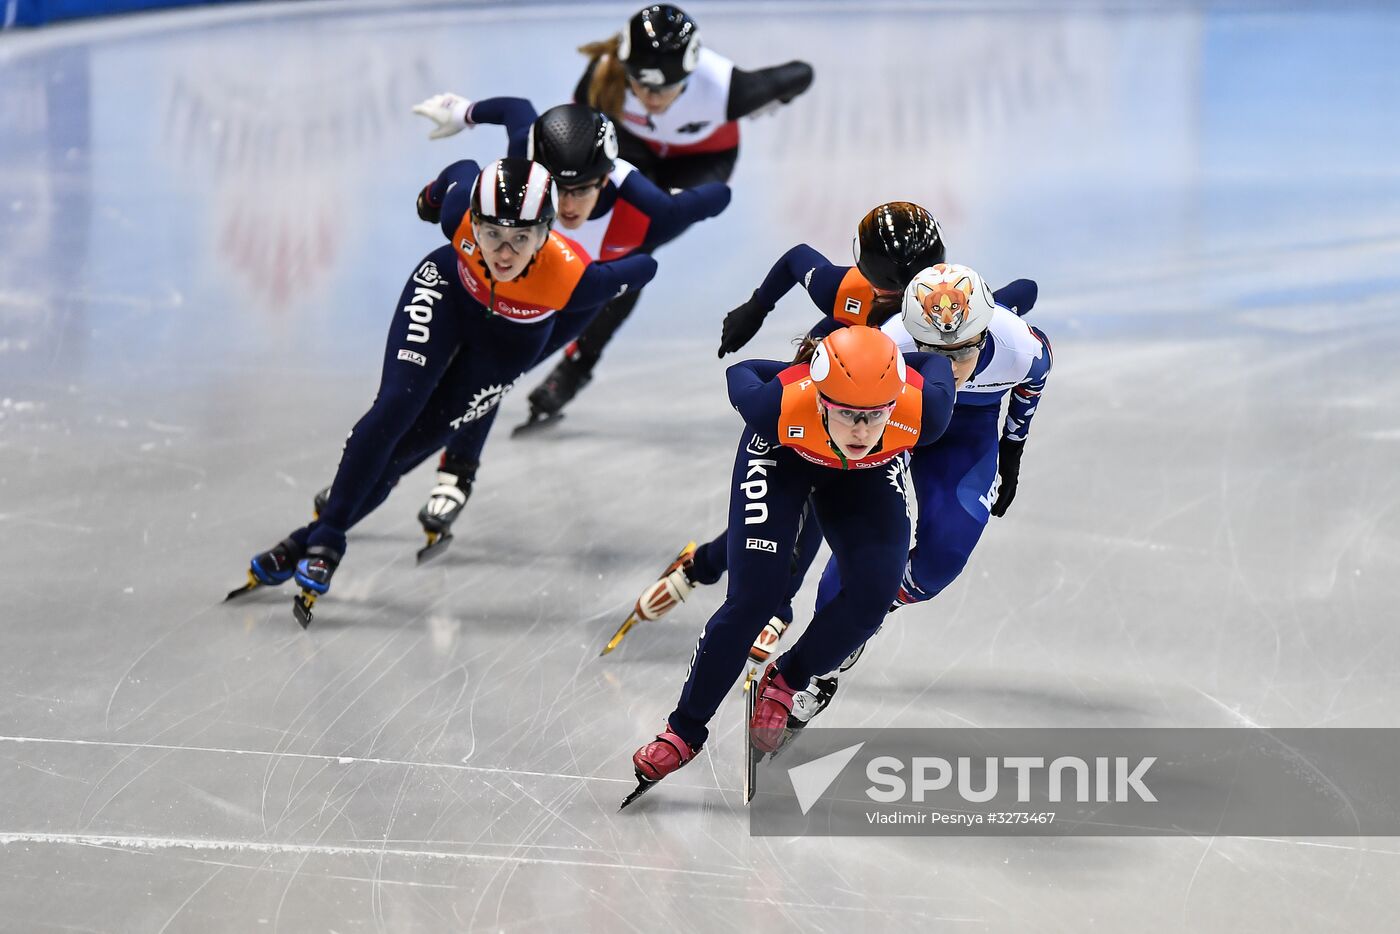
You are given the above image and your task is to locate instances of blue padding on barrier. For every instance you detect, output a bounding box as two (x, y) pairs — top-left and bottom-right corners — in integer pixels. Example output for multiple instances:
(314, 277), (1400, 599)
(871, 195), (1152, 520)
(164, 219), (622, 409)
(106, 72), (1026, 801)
(8, 0), (240, 28)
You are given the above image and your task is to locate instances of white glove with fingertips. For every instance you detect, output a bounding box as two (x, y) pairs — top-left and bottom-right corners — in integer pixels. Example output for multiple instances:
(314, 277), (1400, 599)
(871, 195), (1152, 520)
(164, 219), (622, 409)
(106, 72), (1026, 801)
(411, 93), (472, 140)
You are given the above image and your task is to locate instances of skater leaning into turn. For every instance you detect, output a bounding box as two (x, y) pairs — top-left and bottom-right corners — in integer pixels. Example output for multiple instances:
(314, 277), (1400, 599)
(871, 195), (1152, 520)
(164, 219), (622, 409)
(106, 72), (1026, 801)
(530, 2), (813, 426)
(601, 200), (955, 655)
(625, 256), (1051, 732)
(388, 98), (731, 550)
(228, 157), (657, 625)
(410, 5), (811, 427)
(622, 326), (957, 806)
(611, 202), (1033, 644)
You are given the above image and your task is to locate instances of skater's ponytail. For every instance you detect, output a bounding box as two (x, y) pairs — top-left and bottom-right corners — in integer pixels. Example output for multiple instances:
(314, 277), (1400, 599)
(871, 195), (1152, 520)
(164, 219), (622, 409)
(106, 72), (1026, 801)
(791, 334), (820, 366)
(578, 35), (628, 122)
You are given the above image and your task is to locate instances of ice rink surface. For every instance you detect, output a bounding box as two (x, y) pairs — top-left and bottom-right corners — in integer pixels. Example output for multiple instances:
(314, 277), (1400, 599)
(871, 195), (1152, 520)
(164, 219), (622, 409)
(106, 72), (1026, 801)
(3, 0), (1400, 930)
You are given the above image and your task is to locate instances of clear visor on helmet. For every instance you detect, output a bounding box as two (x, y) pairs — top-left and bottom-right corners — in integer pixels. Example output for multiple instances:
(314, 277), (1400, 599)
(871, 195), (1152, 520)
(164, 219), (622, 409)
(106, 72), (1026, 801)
(819, 396), (896, 427)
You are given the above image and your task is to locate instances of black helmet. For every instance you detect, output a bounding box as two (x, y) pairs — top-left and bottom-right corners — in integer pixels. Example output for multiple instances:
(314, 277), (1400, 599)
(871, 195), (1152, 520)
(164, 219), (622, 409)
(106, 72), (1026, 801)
(853, 202), (947, 292)
(618, 4), (700, 88)
(527, 104), (619, 186)
(470, 157), (556, 228)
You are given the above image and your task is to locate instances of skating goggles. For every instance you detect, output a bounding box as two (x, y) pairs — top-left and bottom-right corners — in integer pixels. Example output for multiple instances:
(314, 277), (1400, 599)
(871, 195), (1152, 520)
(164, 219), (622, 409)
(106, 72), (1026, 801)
(921, 330), (987, 361)
(475, 221), (546, 253)
(628, 74), (688, 95)
(556, 177), (608, 198)
(819, 397), (896, 427)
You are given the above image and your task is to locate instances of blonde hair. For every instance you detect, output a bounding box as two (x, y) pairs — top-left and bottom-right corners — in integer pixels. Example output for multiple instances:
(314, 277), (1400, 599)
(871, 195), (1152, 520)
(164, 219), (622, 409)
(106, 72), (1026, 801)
(578, 35), (628, 121)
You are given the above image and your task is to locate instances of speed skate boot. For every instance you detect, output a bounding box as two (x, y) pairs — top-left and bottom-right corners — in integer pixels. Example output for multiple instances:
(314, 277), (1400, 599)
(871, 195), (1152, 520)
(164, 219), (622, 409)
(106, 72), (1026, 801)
(788, 642), (867, 731)
(415, 454), (478, 563)
(312, 486), (330, 518)
(291, 545), (341, 628)
(635, 542), (699, 622)
(749, 617), (790, 664)
(225, 537), (304, 601)
(599, 541), (699, 655)
(620, 724), (702, 809)
(514, 355), (593, 434)
(749, 663), (799, 754)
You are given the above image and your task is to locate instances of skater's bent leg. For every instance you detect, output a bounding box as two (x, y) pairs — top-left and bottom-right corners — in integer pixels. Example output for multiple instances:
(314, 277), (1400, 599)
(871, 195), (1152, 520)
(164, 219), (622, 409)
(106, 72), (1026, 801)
(304, 451), (433, 554)
(441, 402), (498, 469)
(777, 499), (823, 623)
(897, 408), (1000, 604)
(777, 469), (910, 689)
(900, 508), (989, 604)
(689, 529), (729, 585)
(812, 553), (842, 615)
(666, 436), (812, 748)
(315, 245), (471, 534)
(570, 286), (644, 367)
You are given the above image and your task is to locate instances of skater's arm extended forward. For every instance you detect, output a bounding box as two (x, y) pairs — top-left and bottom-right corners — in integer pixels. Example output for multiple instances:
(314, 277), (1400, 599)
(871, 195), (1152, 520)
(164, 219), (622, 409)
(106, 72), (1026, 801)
(410, 94), (536, 152)
(726, 61), (814, 120)
(464, 97), (539, 157)
(725, 359), (788, 436)
(755, 244), (843, 311)
(992, 278), (1038, 318)
(616, 168), (732, 247)
(570, 253), (659, 308)
(717, 245), (843, 356)
(541, 254), (658, 358)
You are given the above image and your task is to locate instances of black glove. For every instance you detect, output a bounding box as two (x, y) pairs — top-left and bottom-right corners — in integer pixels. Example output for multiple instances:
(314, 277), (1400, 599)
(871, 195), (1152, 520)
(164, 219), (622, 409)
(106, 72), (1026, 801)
(718, 292), (771, 357)
(990, 439), (1025, 518)
(416, 184), (441, 224)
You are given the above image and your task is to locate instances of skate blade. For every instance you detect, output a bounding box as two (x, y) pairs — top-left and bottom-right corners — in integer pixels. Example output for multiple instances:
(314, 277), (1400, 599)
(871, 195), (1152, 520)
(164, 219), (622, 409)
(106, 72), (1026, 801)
(511, 412), (564, 437)
(292, 591), (318, 628)
(223, 572), (263, 602)
(599, 613), (640, 656)
(416, 531), (453, 565)
(743, 667), (758, 805)
(619, 774), (659, 811)
(666, 540), (698, 573)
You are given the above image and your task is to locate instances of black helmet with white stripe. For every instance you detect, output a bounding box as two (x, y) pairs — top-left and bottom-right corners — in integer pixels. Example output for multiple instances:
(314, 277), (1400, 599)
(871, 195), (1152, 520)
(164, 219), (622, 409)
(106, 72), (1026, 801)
(528, 104), (618, 186)
(619, 4), (700, 88)
(470, 158), (556, 229)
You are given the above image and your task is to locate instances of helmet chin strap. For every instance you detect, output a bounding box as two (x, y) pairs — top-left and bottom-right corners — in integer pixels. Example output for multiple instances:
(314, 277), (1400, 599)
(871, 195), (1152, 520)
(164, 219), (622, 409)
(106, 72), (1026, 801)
(820, 409), (851, 470)
(820, 407), (890, 470)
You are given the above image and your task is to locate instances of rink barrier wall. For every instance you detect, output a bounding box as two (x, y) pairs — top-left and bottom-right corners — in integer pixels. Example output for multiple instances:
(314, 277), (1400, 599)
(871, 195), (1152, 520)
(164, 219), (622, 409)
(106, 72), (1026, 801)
(4, 0), (241, 28)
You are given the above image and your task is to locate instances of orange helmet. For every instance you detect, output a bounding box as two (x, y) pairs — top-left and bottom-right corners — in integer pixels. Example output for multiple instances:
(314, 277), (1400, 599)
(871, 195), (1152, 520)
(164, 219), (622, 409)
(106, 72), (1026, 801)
(809, 326), (907, 408)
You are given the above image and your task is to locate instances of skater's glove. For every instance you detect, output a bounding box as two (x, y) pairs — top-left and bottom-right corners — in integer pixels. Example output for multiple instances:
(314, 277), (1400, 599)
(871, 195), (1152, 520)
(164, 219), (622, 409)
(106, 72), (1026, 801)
(718, 292), (771, 357)
(411, 92), (472, 140)
(990, 439), (1025, 518)
(416, 184), (441, 224)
